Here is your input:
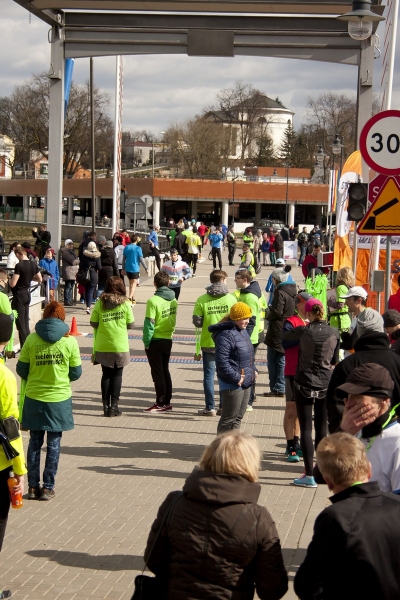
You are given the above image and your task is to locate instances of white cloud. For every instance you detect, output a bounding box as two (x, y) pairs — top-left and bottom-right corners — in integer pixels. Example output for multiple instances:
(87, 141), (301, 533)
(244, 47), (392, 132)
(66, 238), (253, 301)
(2, 1), (400, 137)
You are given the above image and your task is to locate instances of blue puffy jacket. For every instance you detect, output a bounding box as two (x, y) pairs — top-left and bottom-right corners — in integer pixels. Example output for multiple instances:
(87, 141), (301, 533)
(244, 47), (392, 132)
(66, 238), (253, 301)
(209, 320), (255, 389)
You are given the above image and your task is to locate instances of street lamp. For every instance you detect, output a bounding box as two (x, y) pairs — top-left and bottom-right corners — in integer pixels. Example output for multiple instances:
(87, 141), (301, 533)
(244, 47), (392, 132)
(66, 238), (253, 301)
(337, 0), (384, 41)
(230, 168), (241, 225)
(315, 145), (328, 183)
(328, 135), (345, 251)
(284, 163), (290, 225)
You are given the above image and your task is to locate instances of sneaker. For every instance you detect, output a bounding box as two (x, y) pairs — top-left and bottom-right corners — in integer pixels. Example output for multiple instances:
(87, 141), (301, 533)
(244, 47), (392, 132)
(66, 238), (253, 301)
(79, 298), (85, 304)
(40, 488), (56, 501)
(287, 448), (300, 463)
(0, 590), (11, 599)
(246, 405), (253, 412)
(198, 408), (216, 416)
(27, 486), (41, 500)
(216, 408), (222, 416)
(86, 308), (91, 315)
(295, 443), (303, 457)
(293, 474), (317, 488)
(144, 403), (163, 412)
(158, 404), (172, 412)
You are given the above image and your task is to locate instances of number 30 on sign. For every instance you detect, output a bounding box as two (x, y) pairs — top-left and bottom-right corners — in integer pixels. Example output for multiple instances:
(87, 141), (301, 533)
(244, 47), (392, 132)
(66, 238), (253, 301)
(359, 110), (400, 176)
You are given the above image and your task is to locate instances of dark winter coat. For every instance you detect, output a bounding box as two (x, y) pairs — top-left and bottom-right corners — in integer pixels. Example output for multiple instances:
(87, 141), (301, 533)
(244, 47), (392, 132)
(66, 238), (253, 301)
(294, 482), (400, 600)
(326, 332), (400, 433)
(99, 247), (118, 287)
(174, 233), (187, 256)
(145, 468), (288, 600)
(274, 233), (283, 251)
(390, 327), (400, 356)
(209, 320), (255, 389)
(61, 247), (79, 281)
(283, 320), (339, 390)
(80, 248), (101, 286)
(265, 281), (296, 353)
(280, 227), (290, 242)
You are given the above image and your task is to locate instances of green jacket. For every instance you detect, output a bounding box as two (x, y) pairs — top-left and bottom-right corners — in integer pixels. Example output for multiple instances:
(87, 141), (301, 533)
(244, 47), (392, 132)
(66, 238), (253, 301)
(193, 283), (237, 349)
(143, 286), (178, 347)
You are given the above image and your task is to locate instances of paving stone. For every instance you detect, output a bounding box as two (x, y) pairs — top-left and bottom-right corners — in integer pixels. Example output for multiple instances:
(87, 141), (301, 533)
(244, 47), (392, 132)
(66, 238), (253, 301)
(2, 260), (327, 599)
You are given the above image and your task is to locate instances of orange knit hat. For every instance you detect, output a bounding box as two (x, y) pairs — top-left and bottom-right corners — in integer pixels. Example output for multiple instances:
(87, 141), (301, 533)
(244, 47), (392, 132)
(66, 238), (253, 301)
(230, 302), (252, 321)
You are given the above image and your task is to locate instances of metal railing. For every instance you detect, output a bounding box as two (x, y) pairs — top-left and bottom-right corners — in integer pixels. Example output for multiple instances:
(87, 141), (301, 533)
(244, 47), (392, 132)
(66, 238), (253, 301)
(0, 207), (45, 224)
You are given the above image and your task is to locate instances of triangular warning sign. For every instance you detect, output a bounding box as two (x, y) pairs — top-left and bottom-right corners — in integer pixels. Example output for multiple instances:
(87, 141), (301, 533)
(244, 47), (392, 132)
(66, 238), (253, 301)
(357, 177), (400, 236)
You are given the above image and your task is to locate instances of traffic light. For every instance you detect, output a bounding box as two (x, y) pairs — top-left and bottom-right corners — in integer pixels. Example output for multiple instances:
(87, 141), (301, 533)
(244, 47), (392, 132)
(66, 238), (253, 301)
(347, 183), (368, 221)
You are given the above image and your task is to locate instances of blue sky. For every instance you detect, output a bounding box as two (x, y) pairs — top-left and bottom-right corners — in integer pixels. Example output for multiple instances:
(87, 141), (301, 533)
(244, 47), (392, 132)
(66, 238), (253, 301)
(1, 2), (399, 140)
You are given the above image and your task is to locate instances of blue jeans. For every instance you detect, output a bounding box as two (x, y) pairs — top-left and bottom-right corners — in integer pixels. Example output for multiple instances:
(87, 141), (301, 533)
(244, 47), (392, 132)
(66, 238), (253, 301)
(267, 347), (285, 394)
(202, 351), (222, 411)
(27, 431), (62, 490)
(86, 283), (97, 308)
(64, 279), (74, 304)
(299, 245), (307, 265)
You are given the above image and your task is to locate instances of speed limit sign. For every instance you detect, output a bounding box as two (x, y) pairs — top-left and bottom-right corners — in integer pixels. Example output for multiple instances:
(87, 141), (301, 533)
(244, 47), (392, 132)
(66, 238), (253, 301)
(359, 110), (400, 175)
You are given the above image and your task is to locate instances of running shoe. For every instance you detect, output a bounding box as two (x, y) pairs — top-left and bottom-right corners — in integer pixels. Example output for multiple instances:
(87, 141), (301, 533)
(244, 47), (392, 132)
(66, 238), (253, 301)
(287, 447), (300, 463)
(293, 474), (317, 488)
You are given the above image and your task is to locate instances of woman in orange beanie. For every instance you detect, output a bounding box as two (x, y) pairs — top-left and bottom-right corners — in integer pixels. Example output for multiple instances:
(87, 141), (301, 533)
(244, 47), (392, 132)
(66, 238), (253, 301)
(209, 303), (257, 433)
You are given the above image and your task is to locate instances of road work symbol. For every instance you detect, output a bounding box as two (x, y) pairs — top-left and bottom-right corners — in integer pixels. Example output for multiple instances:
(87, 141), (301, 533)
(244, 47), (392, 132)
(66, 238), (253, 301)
(357, 177), (400, 236)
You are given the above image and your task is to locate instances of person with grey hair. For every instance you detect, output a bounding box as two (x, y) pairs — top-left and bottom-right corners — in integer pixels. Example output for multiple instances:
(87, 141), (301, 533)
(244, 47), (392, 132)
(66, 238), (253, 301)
(264, 268), (296, 398)
(356, 307), (384, 337)
(61, 239), (79, 306)
(97, 235), (107, 252)
(253, 229), (263, 265)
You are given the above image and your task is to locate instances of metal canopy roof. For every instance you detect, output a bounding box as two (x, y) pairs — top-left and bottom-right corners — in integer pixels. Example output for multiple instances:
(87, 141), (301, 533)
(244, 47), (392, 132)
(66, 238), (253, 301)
(14, 0), (384, 64)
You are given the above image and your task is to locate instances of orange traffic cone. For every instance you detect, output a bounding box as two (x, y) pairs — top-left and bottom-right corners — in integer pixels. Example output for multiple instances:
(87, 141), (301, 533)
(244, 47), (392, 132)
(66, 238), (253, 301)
(69, 316), (82, 336)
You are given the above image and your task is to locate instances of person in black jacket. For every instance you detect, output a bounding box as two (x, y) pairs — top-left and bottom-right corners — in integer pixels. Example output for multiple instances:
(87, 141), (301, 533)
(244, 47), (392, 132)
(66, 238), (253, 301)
(144, 431), (288, 600)
(283, 298), (339, 488)
(326, 330), (400, 433)
(264, 269), (296, 398)
(209, 303), (257, 434)
(173, 228), (186, 259)
(80, 241), (101, 315)
(295, 432), (400, 600)
(98, 241), (118, 294)
(32, 224), (51, 259)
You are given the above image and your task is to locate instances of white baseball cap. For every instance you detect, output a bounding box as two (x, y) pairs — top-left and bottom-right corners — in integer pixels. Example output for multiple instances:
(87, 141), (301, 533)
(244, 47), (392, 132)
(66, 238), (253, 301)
(276, 258), (285, 265)
(65, 239), (73, 246)
(340, 286), (368, 300)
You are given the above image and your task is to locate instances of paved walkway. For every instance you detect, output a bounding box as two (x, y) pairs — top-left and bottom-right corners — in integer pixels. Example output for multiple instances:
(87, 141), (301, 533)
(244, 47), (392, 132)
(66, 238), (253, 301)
(3, 257), (329, 600)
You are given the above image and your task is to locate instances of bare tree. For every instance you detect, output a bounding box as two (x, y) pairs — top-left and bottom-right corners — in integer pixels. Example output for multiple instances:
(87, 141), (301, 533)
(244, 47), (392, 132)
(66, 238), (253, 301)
(1, 73), (114, 178)
(123, 129), (156, 143)
(207, 81), (271, 162)
(164, 117), (224, 178)
(303, 91), (357, 160)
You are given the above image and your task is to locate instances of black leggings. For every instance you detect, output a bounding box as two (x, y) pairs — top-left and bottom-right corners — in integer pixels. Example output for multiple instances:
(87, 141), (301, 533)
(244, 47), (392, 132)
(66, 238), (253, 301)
(294, 388), (327, 476)
(101, 364), (124, 405)
(188, 253), (198, 273)
(12, 289), (31, 348)
(151, 247), (161, 271)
